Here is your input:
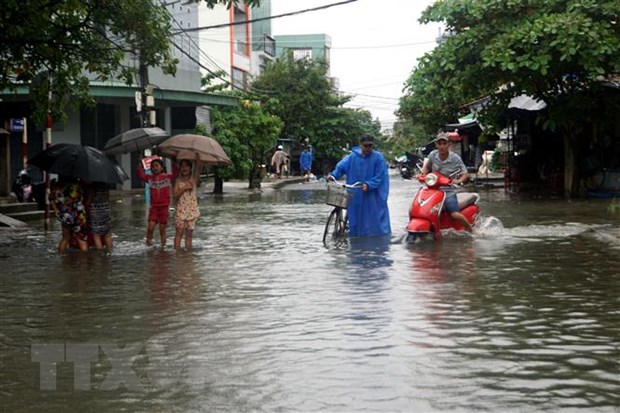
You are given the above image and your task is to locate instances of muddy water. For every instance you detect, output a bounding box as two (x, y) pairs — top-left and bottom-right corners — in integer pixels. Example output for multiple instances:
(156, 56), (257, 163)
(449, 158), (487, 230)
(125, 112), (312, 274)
(1, 175), (618, 412)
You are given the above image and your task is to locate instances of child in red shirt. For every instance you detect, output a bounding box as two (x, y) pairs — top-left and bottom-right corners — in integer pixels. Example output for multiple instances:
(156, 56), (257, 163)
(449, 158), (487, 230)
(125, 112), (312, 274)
(137, 159), (179, 247)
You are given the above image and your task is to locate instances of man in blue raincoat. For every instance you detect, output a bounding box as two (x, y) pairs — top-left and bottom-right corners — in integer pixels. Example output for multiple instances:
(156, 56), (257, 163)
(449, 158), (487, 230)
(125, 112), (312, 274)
(327, 135), (391, 237)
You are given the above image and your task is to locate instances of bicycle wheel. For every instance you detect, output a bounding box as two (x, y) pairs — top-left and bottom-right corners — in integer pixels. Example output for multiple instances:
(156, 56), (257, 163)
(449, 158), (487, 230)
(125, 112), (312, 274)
(323, 208), (347, 248)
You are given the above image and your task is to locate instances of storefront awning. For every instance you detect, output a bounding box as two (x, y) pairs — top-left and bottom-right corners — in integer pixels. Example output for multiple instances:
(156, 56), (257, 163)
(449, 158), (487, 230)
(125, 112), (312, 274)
(508, 94), (546, 111)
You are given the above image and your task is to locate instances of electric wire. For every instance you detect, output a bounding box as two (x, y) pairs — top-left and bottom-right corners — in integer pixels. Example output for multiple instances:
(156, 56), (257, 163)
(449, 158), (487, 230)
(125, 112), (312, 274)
(173, 0), (359, 34)
(163, 1), (399, 124)
(161, 0), (278, 97)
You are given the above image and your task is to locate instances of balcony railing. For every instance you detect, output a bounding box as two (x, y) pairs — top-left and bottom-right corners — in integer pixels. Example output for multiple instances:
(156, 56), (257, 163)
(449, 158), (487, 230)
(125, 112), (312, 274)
(263, 35), (275, 57)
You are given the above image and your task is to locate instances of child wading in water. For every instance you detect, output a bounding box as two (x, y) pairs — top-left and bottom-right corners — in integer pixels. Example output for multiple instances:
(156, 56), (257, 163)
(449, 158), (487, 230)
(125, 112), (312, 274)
(49, 177), (89, 253)
(85, 181), (113, 252)
(173, 159), (201, 250)
(137, 159), (178, 247)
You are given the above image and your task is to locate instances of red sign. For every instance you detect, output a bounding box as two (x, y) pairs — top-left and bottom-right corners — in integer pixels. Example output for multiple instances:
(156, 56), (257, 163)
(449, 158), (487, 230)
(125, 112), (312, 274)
(141, 155), (162, 171)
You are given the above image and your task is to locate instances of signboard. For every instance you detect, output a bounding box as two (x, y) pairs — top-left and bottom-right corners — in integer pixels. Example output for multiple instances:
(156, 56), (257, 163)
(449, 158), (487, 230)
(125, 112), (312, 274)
(10, 118), (24, 132)
(141, 155), (162, 171)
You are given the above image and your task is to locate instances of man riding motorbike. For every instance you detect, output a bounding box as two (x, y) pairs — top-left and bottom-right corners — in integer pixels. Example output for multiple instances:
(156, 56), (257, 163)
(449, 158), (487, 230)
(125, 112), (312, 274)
(420, 132), (474, 233)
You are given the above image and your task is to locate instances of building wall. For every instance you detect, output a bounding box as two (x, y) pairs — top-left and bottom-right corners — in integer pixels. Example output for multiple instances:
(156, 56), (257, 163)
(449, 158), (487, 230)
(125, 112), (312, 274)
(274, 34), (332, 75)
(0, 2), (263, 195)
(250, 0), (274, 78)
(198, 5), (233, 89)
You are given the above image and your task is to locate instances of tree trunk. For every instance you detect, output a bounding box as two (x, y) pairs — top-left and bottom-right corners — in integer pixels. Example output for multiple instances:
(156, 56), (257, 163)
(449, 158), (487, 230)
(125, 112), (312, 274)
(248, 163), (265, 189)
(213, 176), (223, 194)
(563, 130), (579, 198)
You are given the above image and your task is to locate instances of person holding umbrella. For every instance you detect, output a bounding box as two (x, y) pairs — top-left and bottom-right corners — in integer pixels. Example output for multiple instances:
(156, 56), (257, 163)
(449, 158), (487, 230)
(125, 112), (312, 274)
(137, 158), (179, 248)
(49, 176), (89, 253)
(84, 181), (113, 252)
(173, 159), (202, 250)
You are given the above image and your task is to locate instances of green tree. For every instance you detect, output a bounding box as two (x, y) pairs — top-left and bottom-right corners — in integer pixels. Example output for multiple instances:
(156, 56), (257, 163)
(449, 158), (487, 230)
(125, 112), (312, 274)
(311, 106), (382, 172)
(252, 54), (345, 141)
(210, 98), (283, 190)
(384, 120), (432, 162)
(0, 0), (260, 124)
(251, 53), (380, 171)
(400, 0), (620, 196)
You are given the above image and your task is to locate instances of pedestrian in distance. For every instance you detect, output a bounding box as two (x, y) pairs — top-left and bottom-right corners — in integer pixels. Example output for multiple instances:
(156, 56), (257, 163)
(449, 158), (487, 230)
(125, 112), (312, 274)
(270, 145), (289, 178)
(420, 132), (474, 232)
(173, 159), (201, 250)
(327, 135), (391, 237)
(137, 158), (179, 248)
(300, 145), (313, 177)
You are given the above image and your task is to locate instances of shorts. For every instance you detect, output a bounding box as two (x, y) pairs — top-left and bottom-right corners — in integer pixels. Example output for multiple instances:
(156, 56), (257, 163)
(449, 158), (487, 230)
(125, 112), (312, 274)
(443, 192), (460, 213)
(148, 205), (169, 225)
(175, 216), (198, 231)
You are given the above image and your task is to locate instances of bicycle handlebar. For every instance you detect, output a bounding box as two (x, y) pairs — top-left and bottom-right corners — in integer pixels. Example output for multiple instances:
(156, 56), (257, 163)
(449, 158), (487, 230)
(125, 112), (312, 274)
(327, 179), (362, 189)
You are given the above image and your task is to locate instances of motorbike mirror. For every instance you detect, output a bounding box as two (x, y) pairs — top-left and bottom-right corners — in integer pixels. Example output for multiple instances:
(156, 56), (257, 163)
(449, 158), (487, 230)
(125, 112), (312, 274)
(419, 158), (430, 172)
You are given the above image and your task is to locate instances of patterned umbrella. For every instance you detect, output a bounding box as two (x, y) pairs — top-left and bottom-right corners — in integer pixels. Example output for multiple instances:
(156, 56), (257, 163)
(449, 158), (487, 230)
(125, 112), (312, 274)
(157, 134), (232, 166)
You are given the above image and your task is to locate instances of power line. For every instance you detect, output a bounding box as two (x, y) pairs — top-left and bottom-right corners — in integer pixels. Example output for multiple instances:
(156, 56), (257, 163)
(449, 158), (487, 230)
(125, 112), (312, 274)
(195, 34), (436, 50)
(342, 91), (400, 101)
(335, 40), (436, 49)
(173, 0), (359, 33)
(161, 0), (231, 79)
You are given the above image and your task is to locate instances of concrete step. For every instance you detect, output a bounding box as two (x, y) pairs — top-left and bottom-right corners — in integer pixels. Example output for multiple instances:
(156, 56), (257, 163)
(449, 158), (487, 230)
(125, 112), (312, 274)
(0, 196), (17, 205)
(0, 213), (29, 228)
(5, 210), (45, 222)
(0, 202), (40, 214)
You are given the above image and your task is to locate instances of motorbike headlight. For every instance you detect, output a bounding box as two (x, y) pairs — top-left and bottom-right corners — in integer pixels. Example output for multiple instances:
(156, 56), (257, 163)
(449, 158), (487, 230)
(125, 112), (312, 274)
(424, 173), (438, 187)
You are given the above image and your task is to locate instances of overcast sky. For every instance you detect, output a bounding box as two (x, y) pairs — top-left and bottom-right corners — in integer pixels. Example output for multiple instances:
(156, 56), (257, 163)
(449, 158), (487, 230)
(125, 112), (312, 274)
(270, 0), (442, 131)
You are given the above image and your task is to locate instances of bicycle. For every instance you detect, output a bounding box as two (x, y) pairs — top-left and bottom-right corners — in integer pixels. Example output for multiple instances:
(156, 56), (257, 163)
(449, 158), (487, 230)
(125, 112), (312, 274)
(323, 181), (362, 248)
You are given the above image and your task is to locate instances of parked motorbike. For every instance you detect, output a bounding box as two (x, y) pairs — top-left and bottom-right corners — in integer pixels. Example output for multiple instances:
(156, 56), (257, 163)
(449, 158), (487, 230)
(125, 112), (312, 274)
(400, 164), (414, 180)
(399, 152), (424, 180)
(12, 169), (33, 202)
(406, 172), (480, 242)
(11, 168), (46, 207)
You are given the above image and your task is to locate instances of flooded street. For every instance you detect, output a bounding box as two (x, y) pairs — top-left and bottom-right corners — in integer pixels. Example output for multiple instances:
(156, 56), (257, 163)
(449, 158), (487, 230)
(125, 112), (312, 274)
(1, 173), (619, 412)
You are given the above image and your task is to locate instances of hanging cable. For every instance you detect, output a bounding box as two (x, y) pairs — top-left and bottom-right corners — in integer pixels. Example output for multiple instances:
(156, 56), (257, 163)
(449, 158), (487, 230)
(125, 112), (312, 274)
(173, 0), (359, 33)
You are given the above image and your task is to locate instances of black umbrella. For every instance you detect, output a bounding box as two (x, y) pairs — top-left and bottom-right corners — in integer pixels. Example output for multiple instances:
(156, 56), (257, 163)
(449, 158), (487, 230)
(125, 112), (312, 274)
(103, 127), (170, 155)
(28, 143), (129, 184)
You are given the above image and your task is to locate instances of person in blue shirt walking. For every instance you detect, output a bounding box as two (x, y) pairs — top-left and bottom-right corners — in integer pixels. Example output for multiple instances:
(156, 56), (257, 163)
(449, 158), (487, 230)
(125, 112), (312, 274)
(327, 135), (391, 237)
(299, 145), (313, 177)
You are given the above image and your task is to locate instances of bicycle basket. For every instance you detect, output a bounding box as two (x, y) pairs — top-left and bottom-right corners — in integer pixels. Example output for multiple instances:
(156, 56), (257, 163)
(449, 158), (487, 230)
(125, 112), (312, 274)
(325, 184), (352, 208)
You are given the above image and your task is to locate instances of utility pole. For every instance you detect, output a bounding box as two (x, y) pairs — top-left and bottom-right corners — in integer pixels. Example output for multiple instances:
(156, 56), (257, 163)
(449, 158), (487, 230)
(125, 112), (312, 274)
(138, 61), (156, 127)
(44, 74), (53, 230)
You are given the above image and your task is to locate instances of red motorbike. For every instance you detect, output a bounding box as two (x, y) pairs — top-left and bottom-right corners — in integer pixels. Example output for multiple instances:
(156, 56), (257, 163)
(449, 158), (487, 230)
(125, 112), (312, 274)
(406, 172), (480, 242)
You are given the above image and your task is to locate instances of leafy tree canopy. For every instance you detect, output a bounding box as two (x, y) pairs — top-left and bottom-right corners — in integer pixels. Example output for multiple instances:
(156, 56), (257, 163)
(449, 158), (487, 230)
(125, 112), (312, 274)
(251, 54), (346, 140)
(251, 54), (381, 166)
(0, 0), (261, 123)
(210, 96), (283, 185)
(400, 0), (620, 133)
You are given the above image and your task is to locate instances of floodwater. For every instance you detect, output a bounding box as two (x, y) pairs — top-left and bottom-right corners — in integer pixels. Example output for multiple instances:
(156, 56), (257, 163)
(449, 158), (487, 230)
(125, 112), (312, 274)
(1, 173), (619, 412)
